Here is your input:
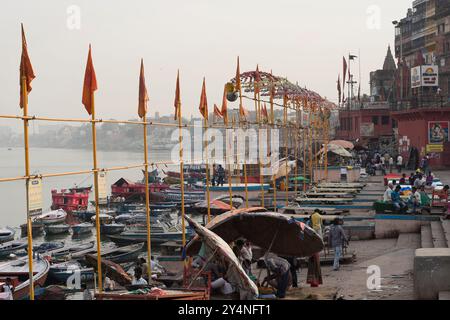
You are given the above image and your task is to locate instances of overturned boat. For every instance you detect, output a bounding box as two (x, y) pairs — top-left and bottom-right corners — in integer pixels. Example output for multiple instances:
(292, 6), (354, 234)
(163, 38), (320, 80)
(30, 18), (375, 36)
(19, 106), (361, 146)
(35, 209), (67, 225)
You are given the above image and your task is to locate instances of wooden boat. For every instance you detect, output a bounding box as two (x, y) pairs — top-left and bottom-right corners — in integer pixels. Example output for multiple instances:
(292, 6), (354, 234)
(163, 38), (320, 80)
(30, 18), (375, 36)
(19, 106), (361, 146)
(85, 255), (132, 286)
(100, 223), (125, 235)
(0, 257), (50, 300)
(20, 222), (44, 237)
(33, 241), (65, 254)
(47, 241), (95, 261)
(151, 189), (205, 203)
(185, 199), (235, 216)
(0, 227), (15, 243)
(48, 261), (94, 284)
(95, 288), (208, 300)
(0, 241), (27, 259)
(44, 224), (70, 235)
(71, 222), (92, 235)
(35, 209), (67, 225)
(101, 243), (144, 264)
(91, 213), (114, 225)
(295, 197), (354, 204)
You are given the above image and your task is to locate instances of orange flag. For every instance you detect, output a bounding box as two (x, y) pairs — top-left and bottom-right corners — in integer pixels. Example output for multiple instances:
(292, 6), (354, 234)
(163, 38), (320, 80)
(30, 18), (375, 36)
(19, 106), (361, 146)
(82, 45), (98, 115)
(214, 104), (223, 118)
(221, 85), (228, 124)
(138, 59), (149, 118)
(19, 23), (35, 109)
(199, 78), (208, 120)
(235, 56), (241, 91)
(254, 64), (261, 95)
(262, 103), (269, 121)
(174, 70), (181, 120)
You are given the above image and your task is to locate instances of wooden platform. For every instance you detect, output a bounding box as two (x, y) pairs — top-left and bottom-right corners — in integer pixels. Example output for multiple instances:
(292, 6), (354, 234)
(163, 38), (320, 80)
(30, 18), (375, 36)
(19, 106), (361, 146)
(295, 197), (354, 204)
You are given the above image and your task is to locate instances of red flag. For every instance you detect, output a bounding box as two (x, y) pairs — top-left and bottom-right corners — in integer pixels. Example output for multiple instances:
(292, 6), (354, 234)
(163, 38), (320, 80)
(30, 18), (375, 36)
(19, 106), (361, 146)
(174, 70), (181, 120)
(262, 103), (268, 121)
(19, 24), (35, 108)
(337, 74), (341, 104)
(138, 59), (149, 118)
(214, 104), (223, 118)
(235, 56), (241, 91)
(221, 85), (228, 124)
(82, 45), (98, 115)
(199, 78), (208, 120)
(254, 64), (261, 94)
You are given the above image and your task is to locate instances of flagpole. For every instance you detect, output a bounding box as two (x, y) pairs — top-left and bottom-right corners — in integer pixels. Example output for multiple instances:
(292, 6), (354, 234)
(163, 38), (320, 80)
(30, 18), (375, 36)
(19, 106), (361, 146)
(303, 126), (307, 192)
(142, 115), (152, 279)
(21, 75), (34, 300)
(324, 111), (329, 181)
(257, 88), (264, 208)
(204, 116), (211, 223)
(284, 95), (289, 207)
(225, 108), (233, 209)
(294, 105), (299, 194)
(271, 88), (277, 210)
(177, 72), (186, 253)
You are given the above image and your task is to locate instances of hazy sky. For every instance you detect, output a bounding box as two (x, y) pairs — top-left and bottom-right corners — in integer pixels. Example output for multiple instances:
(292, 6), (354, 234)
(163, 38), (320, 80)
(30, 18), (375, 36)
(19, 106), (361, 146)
(0, 0), (413, 122)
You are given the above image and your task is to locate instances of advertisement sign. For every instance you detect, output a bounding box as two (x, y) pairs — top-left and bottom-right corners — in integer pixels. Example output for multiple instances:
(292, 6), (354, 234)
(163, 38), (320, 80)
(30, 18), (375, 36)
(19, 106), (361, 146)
(428, 121), (449, 144)
(426, 144), (444, 153)
(97, 171), (108, 205)
(411, 65), (439, 88)
(28, 177), (43, 216)
(360, 123), (374, 137)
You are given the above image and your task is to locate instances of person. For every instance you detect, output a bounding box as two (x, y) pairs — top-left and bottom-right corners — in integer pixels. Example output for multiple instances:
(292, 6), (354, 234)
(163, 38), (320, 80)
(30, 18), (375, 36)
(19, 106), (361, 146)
(383, 183), (394, 203)
(420, 155), (430, 175)
(426, 172), (434, 186)
(392, 185), (407, 213)
(389, 156), (394, 173)
(419, 185), (431, 207)
(380, 155), (386, 167)
(397, 154), (403, 173)
(217, 164), (225, 186)
(82, 283), (93, 300)
(264, 254), (291, 298)
(104, 272), (116, 291)
(240, 240), (253, 276)
(408, 187), (421, 213)
(208, 257), (235, 296)
(399, 173), (407, 185)
(150, 256), (166, 274)
(306, 252), (322, 287)
(310, 209), (323, 237)
(211, 164), (217, 186)
(132, 266), (148, 285)
(409, 172), (415, 186)
(329, 218), (348, 271)
(233, 239), (245, 261)
(414, 174), (426, 189)
(284, 256), (298, 288)
(1, 278), (14, 300)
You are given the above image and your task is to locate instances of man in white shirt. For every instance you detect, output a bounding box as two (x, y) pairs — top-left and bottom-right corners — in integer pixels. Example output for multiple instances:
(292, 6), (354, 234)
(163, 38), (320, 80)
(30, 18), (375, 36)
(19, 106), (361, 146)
(408, 187), (421, 213)
(1, 278), (14, 300)
(397, 155), (403, 173)
(132, 266), (148, 285)
(383, 183), (394, 202)
(389, 157), (394, 173)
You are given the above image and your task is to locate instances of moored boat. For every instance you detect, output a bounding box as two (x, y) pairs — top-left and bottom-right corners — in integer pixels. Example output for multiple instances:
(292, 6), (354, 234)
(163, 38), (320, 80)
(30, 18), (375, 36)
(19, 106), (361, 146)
(91, 213), (114, 225)
(20, 222), (44, 237)
(0, 227), (15, 243)
(100, 223), (125, 235)
(35, 209), (68, 225)
(44, 224), (70, 235)
(71, 222), (92, 235)
(0, 241), (28, 259)
(0, 257), (50, 300)
(48, 261), (94, 284)
(101, 242), (144, 264)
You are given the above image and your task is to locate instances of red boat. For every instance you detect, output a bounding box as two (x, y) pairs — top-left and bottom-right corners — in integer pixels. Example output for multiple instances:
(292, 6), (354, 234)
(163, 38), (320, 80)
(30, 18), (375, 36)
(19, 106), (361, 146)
(111, 178), (170, 202)
(51, 187), (91, 212)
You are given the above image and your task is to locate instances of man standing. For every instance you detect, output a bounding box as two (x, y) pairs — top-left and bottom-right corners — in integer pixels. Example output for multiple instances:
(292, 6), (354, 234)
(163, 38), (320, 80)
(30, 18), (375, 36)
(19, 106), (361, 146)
(396, 154), (403, 173)
(217, 164), (225, 186)
(329, 218), (348, 271)
(310, 209), (323, 237)
(389, 156), (394, 173)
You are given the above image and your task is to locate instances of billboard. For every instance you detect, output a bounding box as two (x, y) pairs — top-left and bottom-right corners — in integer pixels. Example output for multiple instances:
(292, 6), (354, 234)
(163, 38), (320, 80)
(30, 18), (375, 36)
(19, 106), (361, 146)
(28, 177), (43, 217)
(428, 121), (449, 144)
(411, 65), (439, 88)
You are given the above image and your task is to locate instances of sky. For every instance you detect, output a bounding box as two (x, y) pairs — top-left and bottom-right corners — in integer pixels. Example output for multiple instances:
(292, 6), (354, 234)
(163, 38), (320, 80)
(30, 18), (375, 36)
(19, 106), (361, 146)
(0, 0), (413, 123)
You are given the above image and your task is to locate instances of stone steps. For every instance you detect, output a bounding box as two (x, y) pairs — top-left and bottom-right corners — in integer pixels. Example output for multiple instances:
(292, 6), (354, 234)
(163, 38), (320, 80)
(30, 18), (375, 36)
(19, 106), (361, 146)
(431, 221), (448, 248)
(421, 224), (433, 248)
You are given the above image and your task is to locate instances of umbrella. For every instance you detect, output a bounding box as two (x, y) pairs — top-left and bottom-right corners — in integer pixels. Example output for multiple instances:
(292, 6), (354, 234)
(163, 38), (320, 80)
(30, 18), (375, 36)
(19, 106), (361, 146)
(185, 209), (324, 257)
(329, 140), (354, 150)
(290, 176), (310, 183)
(320, 144), (352, 158)
(184, 216), (259, 299)
(272, 158), (295, 180)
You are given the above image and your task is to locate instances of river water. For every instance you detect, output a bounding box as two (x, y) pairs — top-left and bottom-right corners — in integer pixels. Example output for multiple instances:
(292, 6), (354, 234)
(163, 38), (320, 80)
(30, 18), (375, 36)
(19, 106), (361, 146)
(0, 147), (176, 229)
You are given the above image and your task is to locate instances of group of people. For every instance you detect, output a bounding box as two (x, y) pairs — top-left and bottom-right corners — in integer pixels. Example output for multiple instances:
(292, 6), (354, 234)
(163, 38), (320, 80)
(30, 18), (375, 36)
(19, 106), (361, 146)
(211, 164), (226, 187)
(367, 152), (404, 175)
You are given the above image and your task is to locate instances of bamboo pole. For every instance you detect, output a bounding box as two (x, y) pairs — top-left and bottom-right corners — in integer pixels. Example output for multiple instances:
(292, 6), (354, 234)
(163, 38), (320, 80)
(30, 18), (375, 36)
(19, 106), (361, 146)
(204, 117), (211, 223)
(142, 116), (152, 279)
(257, 90), (265, 208)
(283, 96), (289, 207)
(177, 72), (186, 253)
(270, 95), (277, 212)
(225, 112), (233, 209)
(90, 91), (103, 294)
(303, 127), (307, 192)
(21, 75), (34, 300)
(237, 65), (249, 208)
(324, 111), (329, 181)
(294, 106), (299, 194)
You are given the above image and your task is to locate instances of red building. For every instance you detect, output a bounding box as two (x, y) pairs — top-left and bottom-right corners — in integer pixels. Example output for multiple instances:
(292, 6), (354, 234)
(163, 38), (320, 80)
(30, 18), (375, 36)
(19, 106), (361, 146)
(51, 187), (91, 212)
(111, 178), (169, 202)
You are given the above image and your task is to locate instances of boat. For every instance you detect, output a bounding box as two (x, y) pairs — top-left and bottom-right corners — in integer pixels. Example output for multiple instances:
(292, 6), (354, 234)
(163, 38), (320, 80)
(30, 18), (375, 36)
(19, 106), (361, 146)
(20, 222), (44, 237)
(71, 222), (92, 235)
(35, 209), (68, 225)
(100, 223), (125, 235)
(0, 227), (15, 243)
(0, 257), (50, 300)
(51, 187), (91, 213)
(0, 241), (28, 259)
(151, 189), (205, 203)
(33, 242), (65, 254)
(48, 261), (94, 284)
(91, 213), (114, 225)
(101, 243), (144, 264)
(110, 178), (170, 202)
(47, 241), (95, 261)
(44, 224), (70, 235)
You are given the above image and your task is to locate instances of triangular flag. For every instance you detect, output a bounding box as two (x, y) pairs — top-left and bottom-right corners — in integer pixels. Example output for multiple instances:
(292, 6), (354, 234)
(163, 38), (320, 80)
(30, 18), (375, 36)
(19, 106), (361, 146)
(254, 64), (261, 94)
(221, 85), (228, 125)
(82, 45), (98, 115)
(235, 56), (241, 91)
(138, 59), (149, 118)
(214, 104), (223, 118)
(262, 103), (269, 121)
(199, 78), (208, 120)
(19, 24), (35, 109)
(174, 70), (181, 120)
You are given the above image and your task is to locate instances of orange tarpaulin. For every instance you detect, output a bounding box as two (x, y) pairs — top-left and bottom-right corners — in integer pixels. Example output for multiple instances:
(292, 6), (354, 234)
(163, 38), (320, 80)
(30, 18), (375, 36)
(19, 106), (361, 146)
(19, 24), (35, 108)
(82, 45), (98, 115)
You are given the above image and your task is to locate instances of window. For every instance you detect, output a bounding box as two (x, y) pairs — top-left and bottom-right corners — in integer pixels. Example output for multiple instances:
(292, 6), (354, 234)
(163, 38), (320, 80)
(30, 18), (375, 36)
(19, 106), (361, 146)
(372, 116), (379, 125)
(381, 116), (390, 125)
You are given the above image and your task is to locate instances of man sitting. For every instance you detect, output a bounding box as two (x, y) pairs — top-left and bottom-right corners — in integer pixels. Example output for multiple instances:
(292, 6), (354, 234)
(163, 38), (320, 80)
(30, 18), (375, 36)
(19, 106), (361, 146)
(391, 185), (407, 213)
(383, 183), (394, 203)
(408, 187), (421, 214)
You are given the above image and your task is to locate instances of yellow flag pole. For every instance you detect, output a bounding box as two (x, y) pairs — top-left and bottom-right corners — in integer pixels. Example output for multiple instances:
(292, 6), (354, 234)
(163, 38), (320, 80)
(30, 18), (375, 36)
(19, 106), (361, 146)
(21, 75), (34, 300)
(91, 91), (103, 294)
(271, 91), (277, 211)
(303, 126), (307, 192)
(237, 71), (249, 208)
(309, 116), (313, 186)
(177, 78), (186, 253)
(257, 91), (264, 208)
(324, 112), (329, 181)
(143, 115), (152, 279)
(225, 113), (233, 209)
(204, 116), (211, 223)
(294, 105), (299, 194)
(284, 96), (289, 207)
